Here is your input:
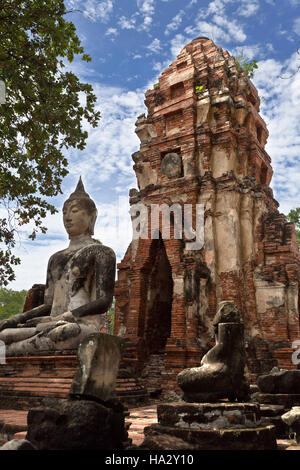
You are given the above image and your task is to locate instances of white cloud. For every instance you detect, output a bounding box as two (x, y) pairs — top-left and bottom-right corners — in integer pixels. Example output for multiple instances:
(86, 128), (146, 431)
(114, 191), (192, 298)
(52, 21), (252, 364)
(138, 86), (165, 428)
(118, 15), (136, 30)
(183, 21), (234, 46)
(105, 27), (118, 39)
(152, 59), (171, 72)
(61, 84), (146, 206)
(212, 14), (246, 42)
(254, 53), (300, 214)
(293, 17), (300, 35)
(170, 33), (188, 58)
(232, 43), (274, 61)
(136, 0), (156, 31)
(197, 0), (228, 18)
(146, 38), (162, 54)
(165, 9), (185, 35)
(82, 0), (114, 23)
(182, 3), (247, 46)
(237, 0), (259, 17)
(137, 0), (155, 15)
(63, 58), (103, 80)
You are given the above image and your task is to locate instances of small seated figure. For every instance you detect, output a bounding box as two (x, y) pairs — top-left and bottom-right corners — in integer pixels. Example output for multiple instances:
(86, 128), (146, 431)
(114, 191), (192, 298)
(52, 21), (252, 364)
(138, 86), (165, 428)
(177, 301), (250, 402)
(0, 178), (116, 355)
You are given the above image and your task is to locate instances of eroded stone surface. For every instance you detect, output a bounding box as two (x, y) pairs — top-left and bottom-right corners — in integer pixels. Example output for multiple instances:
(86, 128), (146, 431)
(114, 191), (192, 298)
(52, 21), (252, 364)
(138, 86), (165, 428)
(157, 402), (260, 430)
(161, 153), (183, 178)
(257, 367), (300, 394)
(251, 392), (300, 408)
(26, 398), (128, 450)
(281, 407), (300, 426)
(281, 407), (300, 443)
(0, 438), (37, 451)
(141, 422), (277, 451)
(70, 333), (125, 403)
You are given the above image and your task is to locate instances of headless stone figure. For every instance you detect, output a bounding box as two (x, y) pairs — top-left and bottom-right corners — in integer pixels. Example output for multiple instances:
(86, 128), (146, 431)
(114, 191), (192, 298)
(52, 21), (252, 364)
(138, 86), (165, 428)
(0, 178), (116, 355)
(177, 301), (250, 402)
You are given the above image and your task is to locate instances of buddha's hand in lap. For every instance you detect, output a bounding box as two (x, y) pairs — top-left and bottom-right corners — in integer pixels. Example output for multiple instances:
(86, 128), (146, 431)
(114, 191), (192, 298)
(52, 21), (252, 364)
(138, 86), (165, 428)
(48, 321), (81, 343)
(52, 311), (76, 324)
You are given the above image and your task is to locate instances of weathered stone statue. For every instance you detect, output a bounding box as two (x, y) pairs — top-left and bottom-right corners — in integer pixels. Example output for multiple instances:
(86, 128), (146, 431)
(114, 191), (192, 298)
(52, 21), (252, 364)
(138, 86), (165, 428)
(0, 178), (116, 355)
(177, 301), (250, 402)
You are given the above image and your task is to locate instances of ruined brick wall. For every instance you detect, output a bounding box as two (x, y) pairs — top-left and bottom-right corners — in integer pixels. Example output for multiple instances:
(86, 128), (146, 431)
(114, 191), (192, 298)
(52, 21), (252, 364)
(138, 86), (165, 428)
(114, 37), (300, 397)
(23, 284), (45, 312)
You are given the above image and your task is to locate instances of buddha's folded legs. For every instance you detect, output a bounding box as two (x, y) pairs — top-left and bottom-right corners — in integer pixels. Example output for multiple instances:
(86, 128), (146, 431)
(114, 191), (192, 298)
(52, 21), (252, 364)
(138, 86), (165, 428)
(0, 327), (37, 345)
(4, 321), (100, 356)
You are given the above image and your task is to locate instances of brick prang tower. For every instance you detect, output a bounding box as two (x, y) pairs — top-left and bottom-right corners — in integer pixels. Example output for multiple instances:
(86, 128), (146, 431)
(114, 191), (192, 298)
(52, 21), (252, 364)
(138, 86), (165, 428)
(114, 37), (300, 398)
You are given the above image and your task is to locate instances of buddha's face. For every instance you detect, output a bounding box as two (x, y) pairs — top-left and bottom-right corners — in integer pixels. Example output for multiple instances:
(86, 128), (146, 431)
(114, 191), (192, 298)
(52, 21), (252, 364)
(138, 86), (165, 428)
(63, 200), (93, 238)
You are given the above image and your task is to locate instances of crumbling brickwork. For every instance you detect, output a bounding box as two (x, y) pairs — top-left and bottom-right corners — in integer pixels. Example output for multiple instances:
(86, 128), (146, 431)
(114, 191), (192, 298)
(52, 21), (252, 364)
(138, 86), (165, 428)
(114, 37), (300, 397)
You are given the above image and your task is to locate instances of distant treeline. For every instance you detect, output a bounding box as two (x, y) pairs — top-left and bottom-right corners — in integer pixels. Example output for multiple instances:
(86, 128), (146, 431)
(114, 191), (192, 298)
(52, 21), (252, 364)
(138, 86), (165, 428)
(287, 208), (300, 246)
(0, 288), (27, 321)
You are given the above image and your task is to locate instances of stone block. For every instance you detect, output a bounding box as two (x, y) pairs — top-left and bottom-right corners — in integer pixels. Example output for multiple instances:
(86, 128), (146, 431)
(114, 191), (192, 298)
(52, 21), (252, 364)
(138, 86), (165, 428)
(257, 367), (300, 394)
(282, 407), (300, 443)
(26, 398), (127, 450)
(70, 333), (125, 403)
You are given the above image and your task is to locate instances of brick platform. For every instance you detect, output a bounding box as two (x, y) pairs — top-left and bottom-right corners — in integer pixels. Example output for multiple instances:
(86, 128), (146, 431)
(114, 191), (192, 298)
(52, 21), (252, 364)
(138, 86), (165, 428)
(0, 354), (148, 410)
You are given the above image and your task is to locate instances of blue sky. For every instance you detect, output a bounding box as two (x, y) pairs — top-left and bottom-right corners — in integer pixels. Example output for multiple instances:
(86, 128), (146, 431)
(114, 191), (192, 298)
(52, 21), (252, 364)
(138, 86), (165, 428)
(9, 0), (300, 291)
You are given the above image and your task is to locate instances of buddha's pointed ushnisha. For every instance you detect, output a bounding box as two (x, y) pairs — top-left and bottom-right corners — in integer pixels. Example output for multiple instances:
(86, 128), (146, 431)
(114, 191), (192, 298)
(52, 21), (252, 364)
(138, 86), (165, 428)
(68, 176), (91, 202)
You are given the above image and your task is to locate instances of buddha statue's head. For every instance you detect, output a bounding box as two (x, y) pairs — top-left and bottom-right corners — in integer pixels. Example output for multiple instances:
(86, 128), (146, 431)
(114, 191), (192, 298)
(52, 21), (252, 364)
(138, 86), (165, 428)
(63, 177), (98, 238)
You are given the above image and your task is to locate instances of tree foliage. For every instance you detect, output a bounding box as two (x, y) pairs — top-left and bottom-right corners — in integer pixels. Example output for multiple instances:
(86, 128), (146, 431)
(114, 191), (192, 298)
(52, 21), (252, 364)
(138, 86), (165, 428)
(234, 52), (258, 79)
(0, 287), (27, 320)
(286, 208), (300, 246)
(108, 297), (115, 335)
(0, 0), (100, 285)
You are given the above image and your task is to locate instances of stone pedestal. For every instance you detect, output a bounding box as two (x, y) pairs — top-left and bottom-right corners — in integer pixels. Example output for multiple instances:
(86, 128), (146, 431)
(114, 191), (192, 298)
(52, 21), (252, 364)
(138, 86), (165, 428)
(141, 402), (277, 450)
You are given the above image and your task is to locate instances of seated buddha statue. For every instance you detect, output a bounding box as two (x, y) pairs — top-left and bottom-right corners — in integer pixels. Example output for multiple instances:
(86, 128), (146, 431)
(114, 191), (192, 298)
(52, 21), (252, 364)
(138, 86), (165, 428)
(0, 178), (116, 355)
